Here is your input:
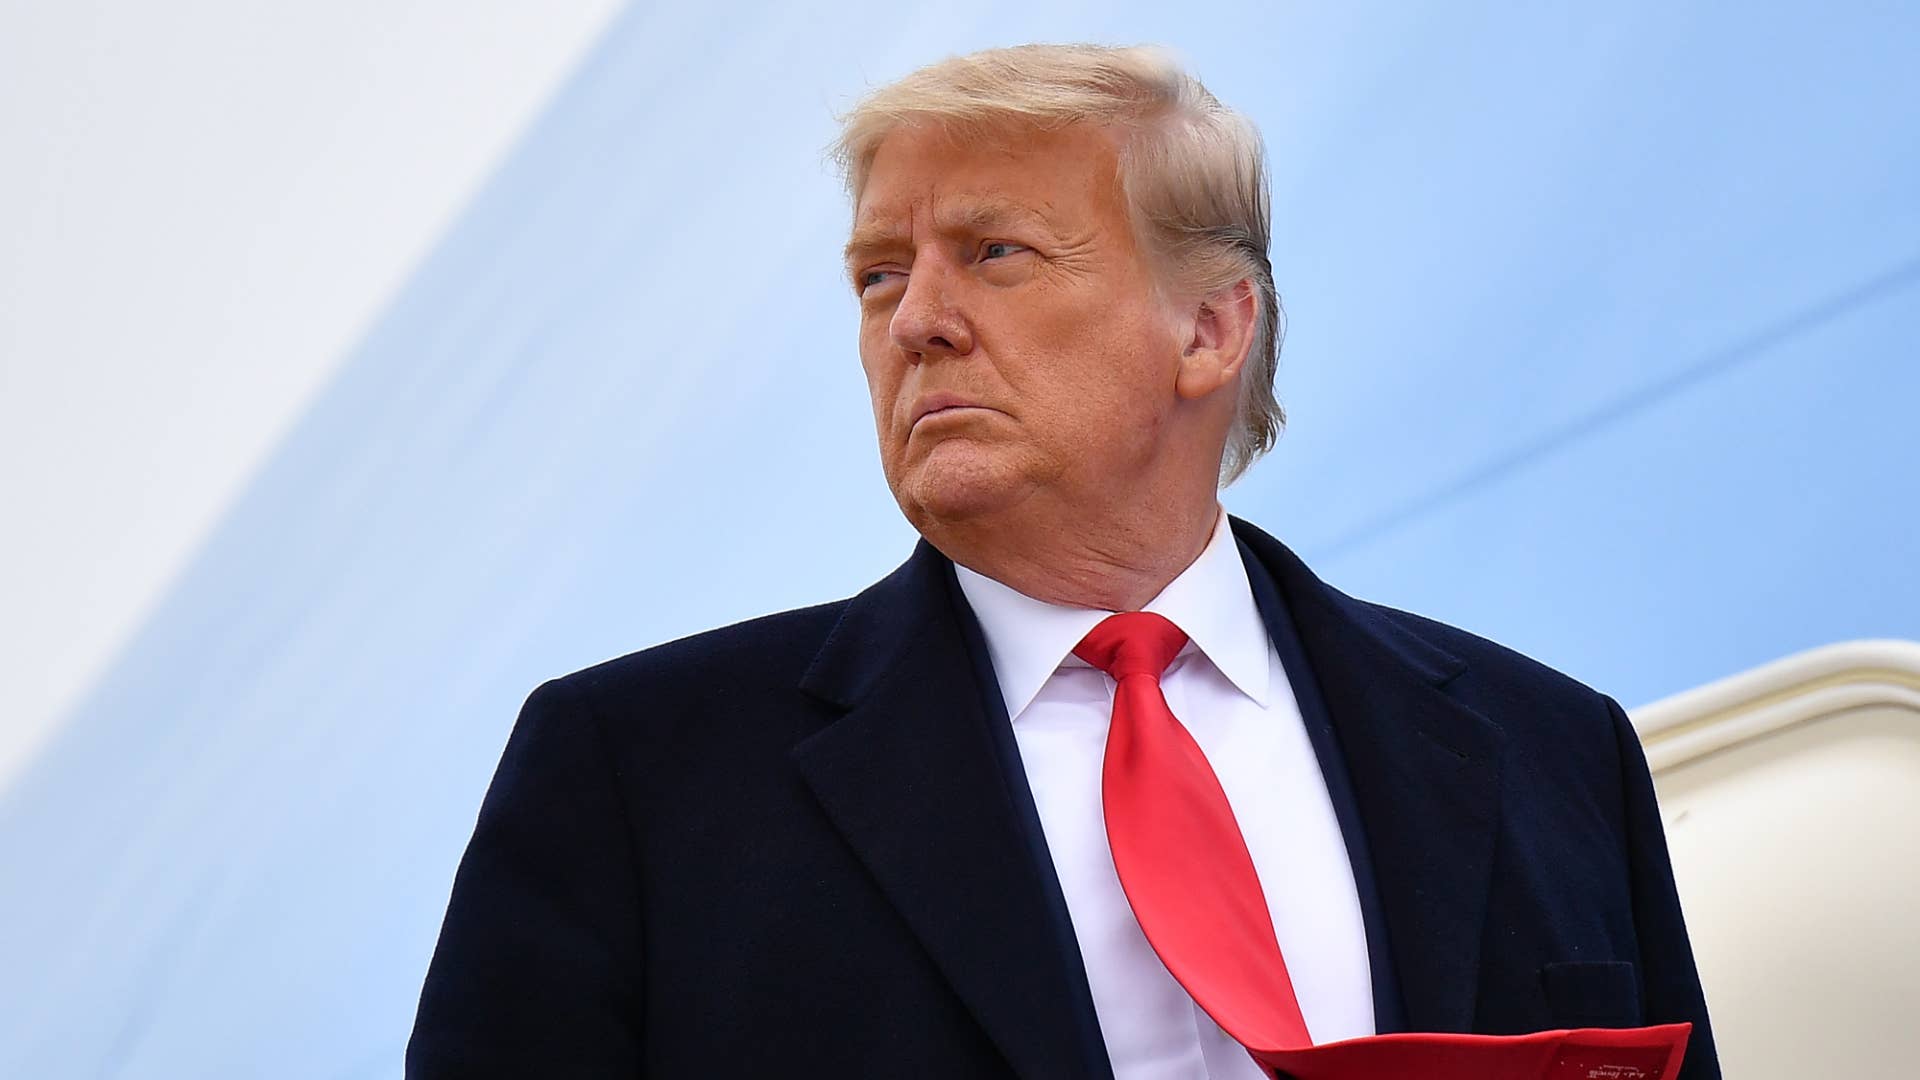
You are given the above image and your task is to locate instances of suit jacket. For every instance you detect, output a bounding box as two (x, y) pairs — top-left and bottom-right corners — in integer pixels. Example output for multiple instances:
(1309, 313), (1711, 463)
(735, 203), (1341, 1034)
(407, 518), (1720, 1079)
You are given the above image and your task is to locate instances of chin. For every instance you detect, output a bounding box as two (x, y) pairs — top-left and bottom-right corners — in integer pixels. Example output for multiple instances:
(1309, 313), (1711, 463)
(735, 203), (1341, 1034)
(891, 443), (1031, 527)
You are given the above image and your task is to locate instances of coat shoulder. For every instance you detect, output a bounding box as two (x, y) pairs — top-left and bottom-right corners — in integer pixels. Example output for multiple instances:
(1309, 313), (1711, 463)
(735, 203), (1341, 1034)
(1349, 598), (1624, 757)
(1233, 516), (1613, 717)
(542, 599), (851, 709)
(1375, 601), (1605, 701)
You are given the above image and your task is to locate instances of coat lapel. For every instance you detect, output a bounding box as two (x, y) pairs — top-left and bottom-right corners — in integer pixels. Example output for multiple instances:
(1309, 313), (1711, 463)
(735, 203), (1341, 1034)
(792, 542), (1102, 1080)
(1233, 518), (1505, 1035)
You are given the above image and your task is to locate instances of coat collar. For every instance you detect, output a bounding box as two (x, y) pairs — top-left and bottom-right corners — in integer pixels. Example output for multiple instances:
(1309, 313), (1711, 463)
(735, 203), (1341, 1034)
(795, 520), (1506, 1062)
(1231, 516), (1504, 1035)
(795, 541), (1107, 1080)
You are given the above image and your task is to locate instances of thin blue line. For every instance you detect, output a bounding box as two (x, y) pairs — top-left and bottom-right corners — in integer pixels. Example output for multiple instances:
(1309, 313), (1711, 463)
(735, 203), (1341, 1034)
(1308, 254), (1920, 563)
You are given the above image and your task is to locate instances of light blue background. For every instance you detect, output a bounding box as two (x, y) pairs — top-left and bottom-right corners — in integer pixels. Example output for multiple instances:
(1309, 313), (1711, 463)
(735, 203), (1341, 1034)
(3, 3), (1915, 1076)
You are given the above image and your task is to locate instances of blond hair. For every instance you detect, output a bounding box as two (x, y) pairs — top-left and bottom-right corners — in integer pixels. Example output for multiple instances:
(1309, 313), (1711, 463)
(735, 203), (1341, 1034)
(831, 43), (1284, 485)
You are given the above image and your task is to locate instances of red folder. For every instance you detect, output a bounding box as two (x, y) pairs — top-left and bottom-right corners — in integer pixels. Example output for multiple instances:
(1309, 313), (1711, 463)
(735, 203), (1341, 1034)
(1253, 1022), (1692, 1080)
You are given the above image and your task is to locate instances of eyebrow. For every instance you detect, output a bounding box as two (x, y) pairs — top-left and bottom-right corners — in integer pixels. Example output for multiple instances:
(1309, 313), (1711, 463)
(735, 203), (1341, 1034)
(842, 199), (1058, 271)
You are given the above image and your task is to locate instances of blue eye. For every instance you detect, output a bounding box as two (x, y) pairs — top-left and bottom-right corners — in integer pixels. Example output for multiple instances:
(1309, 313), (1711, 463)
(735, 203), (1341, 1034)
(982, 242), (1019, 260)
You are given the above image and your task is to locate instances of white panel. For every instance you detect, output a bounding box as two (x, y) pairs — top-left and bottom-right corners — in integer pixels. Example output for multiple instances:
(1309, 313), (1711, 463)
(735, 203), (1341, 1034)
(1637, 641), (1920, 1080)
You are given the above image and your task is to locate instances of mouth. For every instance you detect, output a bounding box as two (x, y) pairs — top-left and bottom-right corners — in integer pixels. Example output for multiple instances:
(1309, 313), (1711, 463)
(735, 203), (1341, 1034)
(909, 392), (991, 429)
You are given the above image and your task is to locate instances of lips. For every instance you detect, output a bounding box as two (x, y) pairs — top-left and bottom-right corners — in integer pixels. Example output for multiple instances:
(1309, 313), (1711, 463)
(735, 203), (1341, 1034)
(908, 391), (988, 428)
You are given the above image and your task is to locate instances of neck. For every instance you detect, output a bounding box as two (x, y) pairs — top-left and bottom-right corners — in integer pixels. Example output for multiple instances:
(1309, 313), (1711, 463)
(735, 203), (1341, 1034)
(929, 493), (1223, 612)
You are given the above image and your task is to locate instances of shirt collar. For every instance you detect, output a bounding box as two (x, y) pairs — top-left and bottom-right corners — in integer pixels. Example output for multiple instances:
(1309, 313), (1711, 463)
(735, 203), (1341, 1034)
(953, 509), (1272, 723)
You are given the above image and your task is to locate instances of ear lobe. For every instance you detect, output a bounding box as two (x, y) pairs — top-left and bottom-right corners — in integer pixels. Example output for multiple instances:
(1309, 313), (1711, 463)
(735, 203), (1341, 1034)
(1175, 278), (1258, 402)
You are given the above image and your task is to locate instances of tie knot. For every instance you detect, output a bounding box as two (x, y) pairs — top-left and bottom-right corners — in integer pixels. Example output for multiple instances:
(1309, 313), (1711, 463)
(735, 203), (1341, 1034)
(1073, 611), (1189, 682)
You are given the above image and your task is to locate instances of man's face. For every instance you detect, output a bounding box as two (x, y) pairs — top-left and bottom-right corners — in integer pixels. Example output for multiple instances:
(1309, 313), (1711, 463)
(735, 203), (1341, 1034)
(847, 123), (1186, 530)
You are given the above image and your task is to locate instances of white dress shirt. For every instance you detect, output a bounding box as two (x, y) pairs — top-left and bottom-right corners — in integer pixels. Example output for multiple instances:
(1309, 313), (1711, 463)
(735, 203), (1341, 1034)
(954, 511), (1375, 1079)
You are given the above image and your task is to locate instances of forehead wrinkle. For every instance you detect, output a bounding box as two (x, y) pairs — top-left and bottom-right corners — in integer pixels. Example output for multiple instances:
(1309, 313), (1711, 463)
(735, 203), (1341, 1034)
(936, 196), (1057, 238)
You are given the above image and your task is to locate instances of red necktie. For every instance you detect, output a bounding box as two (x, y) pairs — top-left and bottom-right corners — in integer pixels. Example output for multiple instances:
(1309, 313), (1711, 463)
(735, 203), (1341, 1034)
(1075, 611), (1691, 1080)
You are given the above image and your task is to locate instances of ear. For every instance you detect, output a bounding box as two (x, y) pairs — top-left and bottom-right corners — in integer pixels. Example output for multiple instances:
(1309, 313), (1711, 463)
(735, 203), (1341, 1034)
(1174, 278), (1258, 403)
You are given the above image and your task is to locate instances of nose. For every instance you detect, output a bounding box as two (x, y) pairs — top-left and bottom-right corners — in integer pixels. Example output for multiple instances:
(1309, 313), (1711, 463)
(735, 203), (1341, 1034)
(888, 259), (974, 360)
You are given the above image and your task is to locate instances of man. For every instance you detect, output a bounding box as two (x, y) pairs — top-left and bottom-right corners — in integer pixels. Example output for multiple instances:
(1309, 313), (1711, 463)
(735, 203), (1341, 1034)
(408, 44), (1719, 1079)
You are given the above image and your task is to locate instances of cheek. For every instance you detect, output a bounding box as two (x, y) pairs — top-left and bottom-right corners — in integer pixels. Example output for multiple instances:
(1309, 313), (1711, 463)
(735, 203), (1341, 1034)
(1016, 298), (1168, 427)
(858, 335), (902, 428)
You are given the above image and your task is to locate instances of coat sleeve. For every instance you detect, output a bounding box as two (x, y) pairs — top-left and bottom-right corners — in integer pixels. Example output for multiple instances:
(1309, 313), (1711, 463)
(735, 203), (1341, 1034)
(1605, 695), (1721, 1080)
(406, 677), (645, 1078)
